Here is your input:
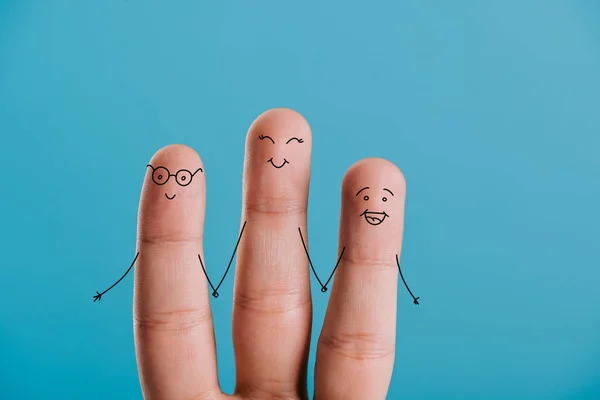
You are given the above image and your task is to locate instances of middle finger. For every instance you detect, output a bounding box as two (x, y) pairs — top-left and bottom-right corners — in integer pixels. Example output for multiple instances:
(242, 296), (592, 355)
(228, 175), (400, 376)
(232, 108), (313, 399)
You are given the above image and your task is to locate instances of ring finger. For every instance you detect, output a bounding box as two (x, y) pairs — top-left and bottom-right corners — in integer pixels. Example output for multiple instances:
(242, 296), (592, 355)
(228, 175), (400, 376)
(315, 158), (407, 400)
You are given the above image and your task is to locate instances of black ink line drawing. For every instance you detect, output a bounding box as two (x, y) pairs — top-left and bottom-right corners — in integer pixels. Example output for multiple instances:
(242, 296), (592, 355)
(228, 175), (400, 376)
(146, 164), (203, 200)
(146, 165), (203, 186)
(259, 135), (304, 168)
(258, 135), (304, 145)
(199, 221), (247, 298)
(396, 254), (419, 305)
(268, 158), (289, 168)
(258, 134), (275, 144)
(356, 187), (370, 197)
(356, 186), (393, 225)
(298, 227), (345, 292)
(93, 252), (140, 302)
(360, 209), (389, 226)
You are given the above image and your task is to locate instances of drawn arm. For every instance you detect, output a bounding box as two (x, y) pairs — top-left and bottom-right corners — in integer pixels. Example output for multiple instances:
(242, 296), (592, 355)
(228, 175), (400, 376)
(199, 221), (247, 298)
(396, 254), (420, 305)
(298, 227), (345, 293)
(93, 252), (140, 302)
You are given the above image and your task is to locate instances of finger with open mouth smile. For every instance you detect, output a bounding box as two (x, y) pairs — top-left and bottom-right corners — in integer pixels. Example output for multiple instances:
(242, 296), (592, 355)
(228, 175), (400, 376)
(316, 158), (408, 397)
(268, 158), (289, 169)
(360, 209), (389, 225)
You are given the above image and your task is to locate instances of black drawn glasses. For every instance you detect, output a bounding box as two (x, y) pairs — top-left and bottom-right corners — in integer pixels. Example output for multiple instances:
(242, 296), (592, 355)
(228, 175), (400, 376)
(146, 165), (203, 186)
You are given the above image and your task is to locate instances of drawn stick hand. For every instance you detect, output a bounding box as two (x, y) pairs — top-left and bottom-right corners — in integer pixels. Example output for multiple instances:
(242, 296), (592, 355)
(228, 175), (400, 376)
(199, 254), (219, 298)
(93, 252), (139, 303)
(199, 221), (247, 299)
(299, 227), (344, 292)
(396, 254), (420, 305)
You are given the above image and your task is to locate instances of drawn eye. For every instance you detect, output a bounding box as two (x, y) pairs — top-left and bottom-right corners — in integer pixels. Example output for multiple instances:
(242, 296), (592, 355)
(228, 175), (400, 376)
(286, 137), (304, 144)
(382, 197), (387, 202)
(258, 134), (275, 144)
(176, 170), (193, 186)
(363, 195), (369, 201)
(152, 167), (169, 185)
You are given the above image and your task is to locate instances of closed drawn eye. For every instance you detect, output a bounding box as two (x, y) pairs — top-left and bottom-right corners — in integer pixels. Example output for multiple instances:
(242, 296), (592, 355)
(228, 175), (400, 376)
(258, 134), (275, 144)
(286, 137), (304, 144)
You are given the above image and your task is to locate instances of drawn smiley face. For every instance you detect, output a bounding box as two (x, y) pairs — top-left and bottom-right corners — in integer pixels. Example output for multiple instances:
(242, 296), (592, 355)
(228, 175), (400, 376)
(258, 134), (305, 169)
(356, 186), (394, 225)
(146, 164), (203, 200)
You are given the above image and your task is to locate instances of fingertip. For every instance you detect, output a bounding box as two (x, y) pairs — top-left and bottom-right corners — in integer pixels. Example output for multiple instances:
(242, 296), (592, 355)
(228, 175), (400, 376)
(342, 157), (406, 198)
(138, 144), (206, 242)
(339, 157), (406, 258)
(242, 108), (312, 213)
(341, 157), (406, 221)
(247, 108), (312, 143)
(147, 144), (205, 172)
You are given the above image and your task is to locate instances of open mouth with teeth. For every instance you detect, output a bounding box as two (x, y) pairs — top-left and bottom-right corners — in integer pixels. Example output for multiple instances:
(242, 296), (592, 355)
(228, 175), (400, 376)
(165, 193), (176, 200)
(360, 210), (389, 226)
(268, 158), (289, 169)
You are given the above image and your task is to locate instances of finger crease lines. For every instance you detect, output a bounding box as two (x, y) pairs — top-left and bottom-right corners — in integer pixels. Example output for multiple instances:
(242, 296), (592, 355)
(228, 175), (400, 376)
(236, 385), (305, 400)
(233, 290), (311, 315)
(319, 331), (394, 361)
(134, 308), (212, 333)
(342, 257), (395, 270)
(244, 202), (307, 216)
(139, 234), (203, 245)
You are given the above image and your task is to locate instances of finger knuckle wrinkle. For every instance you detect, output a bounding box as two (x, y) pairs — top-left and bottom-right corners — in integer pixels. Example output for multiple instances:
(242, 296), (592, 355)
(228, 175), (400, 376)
(139, 233), (203, 245)
(186, 391), (221, 400)
(320, 331), (393, 361)
(134, 307), (211, 333)
(344, 256), (394, 270)
(186, 392), (220, 400)
(239, 387), (303, 400)
(234, 289), (310, 315)
(244, 199), (307, 215)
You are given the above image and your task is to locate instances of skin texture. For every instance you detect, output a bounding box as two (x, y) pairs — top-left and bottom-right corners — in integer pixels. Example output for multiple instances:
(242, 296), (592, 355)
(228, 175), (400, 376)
(132, 108), (407, 400)
(315, 159), (405, 399)
(233, 109), (313, 399)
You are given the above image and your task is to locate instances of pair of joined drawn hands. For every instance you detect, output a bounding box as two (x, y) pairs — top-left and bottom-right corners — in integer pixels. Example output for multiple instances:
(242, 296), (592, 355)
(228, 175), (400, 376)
(94, 108), (418, 400)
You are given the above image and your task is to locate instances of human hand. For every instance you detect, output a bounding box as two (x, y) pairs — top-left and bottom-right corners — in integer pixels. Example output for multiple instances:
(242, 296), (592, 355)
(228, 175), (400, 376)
(133, 109), (407, 399)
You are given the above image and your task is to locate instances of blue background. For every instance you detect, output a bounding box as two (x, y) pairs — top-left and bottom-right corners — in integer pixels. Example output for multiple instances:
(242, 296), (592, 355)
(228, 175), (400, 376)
(1, 1), (599, 399)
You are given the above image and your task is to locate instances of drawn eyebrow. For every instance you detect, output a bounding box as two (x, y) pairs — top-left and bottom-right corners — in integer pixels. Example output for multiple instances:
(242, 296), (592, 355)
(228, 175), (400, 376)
(258, 134), (275, 144)
(383, 188), (394, 196)
(286, 137), (304, 144)
(356, 187), (369, 196)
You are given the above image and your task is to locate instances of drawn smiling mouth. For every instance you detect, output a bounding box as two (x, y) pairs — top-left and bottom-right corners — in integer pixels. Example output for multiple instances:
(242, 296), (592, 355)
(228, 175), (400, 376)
(360, 210), (389, 226)
(165, 193), (176, 200)
(268, 158), (289, 169)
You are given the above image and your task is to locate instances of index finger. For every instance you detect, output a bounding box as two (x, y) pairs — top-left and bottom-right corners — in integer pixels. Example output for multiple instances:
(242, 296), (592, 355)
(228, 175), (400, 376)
(133, 145), (221, 399)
